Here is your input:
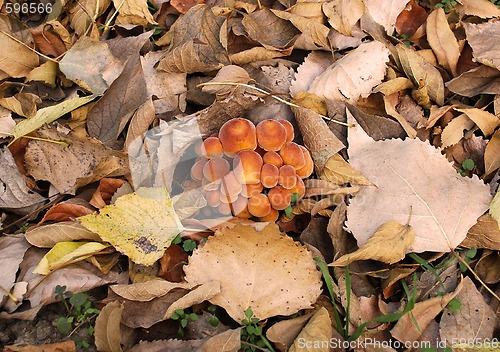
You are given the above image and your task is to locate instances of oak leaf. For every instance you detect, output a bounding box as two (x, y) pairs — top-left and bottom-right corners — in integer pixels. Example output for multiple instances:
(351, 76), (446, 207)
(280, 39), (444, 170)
(331, 220), (415, 266)
(183, 223), (322, 321)
(346, 111), (491, 253)
(79, 187), (182, 266)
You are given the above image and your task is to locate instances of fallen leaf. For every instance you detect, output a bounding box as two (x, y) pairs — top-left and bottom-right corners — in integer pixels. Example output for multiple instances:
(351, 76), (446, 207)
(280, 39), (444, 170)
(3, 341), (76, 352)
(363, 0), (410, 34)
(0, 93), (40, 118)
(113, 0), (156, 26)
(59, 37), (124, 94)
(346, 103), (406, 140)
(39, 198), (95, 224)
(158, 244), (189, 282)
(0, 31), (39, 78)
(396, 43), (445, 106)
(331, 220), (415, 266)
(426, 8), (460, 76)
(33, 241), (111, 275)
(395, 0), (428, 37)
(475, 250), (500, 284)
(446, 65), (500, 97)
(172, 188), (207, 220)
(463, 214), (500, 250)
(383, 95), (418, 138)
(463, 21), (500, 71)
(308, 41), (390, 103)
(94, 300), (124, 352)
(323, 0), (365, 36)
(290, 51), (332, 97)
(8, 95), (96, 145)
(454, 107), (499, 137)
(164, 281), (220, 318)
(0, 236), (30, 304)
(439, 277), (496, 343)
(87, 54), (148, 147)
(171, 0), (203, 13)
(90, 178), (127, 209)
(441, 114), (475, 149)
(0, 147), (45, 215)
(266, 312), (313, 351)
(157, 5), (230, 73)
(79, 187), (182, 266)
(289, 307), (333, 352)
(484, 128), (500, 175)
(0, 109), (15, 140)
(124, 97), (156, 151)
(25, 221), (102, 248)
(346, 112), (491, 253)
(24, 126), (128, 194)
(197, 328), (241, 352)
(111, 280), (193, 301)
(184, 223), (322, 321)
(67, 0), (111, 36)
(373, 77), (414, 96)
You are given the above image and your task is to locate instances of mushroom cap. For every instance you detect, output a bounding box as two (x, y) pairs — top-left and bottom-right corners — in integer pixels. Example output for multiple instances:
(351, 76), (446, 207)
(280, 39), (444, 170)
(290, 175), (305, 200)
(248, 194), (272, 218)
(278, 119), (294, 143)
(261, 163), (279, 188)
(220, 171), (243, 197)
(204, 189), (222, 207)
(262, 151), (284, 168)
(218, 118), (257, 156)
(296, 146), (314, 178)
(256, 119), (287, 152)
(233, 150), (263, 185)
(201, 136), (224, 158)
(278, 165), (297, 189)
(202, 157), (230, 182)
(258, 208), (279, 222)
(268, 186), (292, 210)
(190, 157), (208, 181)
(231, 195), (252, 218)
(279, 142), (306, 170)
(241, 183), (264, 198)
(217, 202), (232, 215)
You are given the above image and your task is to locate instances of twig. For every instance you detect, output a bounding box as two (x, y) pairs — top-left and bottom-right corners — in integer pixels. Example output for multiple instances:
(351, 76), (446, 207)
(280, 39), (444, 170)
(0, 30), (58, 63)
(197, 82), (355, 128)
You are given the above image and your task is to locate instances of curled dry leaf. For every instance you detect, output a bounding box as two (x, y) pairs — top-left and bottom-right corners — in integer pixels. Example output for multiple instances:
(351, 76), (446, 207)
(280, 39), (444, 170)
(346, 112), (491, 253)
(94, 301), (124, 352)
(164, 281), (220, 319)
(25, 221), (102, 248)
(111, 280), (194, 302)
(289, 307), (333, 352)
(39, 198), (95, 224)
(331, 220), (415, 266)
(266, 312), (313, 351)
(484, 128), (500, 175)
(321, 153), (372, 186)
(322, 0), (365, 36)
(90, 178), (127, 209)
(79, 187), (182, 266)
(112, 0), (156, 26)
(0, 237), (30, 304)
(197, 328), (241, 352)
(441, 114), (475, 149)
(463, 214), (500, 250)
(446, 65), (500, 97)
(24, 126), (128, 194)
(184, 223), (322, 322)
(463, 21), (500, 71)
(454, 107), (499, 137)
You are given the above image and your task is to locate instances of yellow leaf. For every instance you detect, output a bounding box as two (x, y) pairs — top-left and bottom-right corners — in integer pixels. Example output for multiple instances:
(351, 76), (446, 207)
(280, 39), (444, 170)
(454, 107), (500, 137)
(441, 114), (475, 149)
(33, 241), (110, 275)
(321, 153), (372, 186)
(9, 95), (96, 145)
(290, 91), (327, 116)
(79, 187), (182, 266)
(330, 220), (415, 266)
(485, 129), (500, 175)
(289, 308), (333, 352)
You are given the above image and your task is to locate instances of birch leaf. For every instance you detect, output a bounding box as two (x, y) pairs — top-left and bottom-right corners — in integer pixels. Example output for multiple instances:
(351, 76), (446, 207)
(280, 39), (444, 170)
(79, 187), (182, 266)
(346, 112), (491, 253)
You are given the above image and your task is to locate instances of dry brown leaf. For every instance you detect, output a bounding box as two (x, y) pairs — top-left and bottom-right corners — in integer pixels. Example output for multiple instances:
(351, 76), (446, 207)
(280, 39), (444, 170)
(396, 43), (445, 106)
(484, 128), (500, 175)
(464, 21), (500, 71)
(383, 95), (418, 138)
(87, 54), (148, 147)
(197, 328), (241, 352)
(59, 37), (123, 94)
(0, 31), (39, 78)
(184, 223), (322, 322)
(331, 220), (415, 266)
(346, 112), (491, 253)
(124, 97), (156, 151)
(111, 280), (193, 301)
(373, 77), (414, 96)
(439, 277), (496, 343)
(391, 279), (463, 342)
(25, 222), (102, 248)
(463, 214), (500, 250)
(446, 65), (500, 97)
(0, 93), (40, 118)
(0, 148), (45, 215)
(90, 178), (127, 209)
(0, 237), (30, 305)
(346, 103), (406, 140)
(475, 250), (500, 284)
(200, 65), (252, 96)
(113, 0), (156, 26)
(456, 0), (500, 18)
(289, 307), (333, 352)
(24, 126), (128, 194)
(3, 341), (76, 352)
(441, 114), (475, 149)
(266, 312), (313, 352)
(308, 41), (390, 103)
(426, 8), (460, 76)
(38, 198), (94, 224)
(363, 0), (410, 34)
(94, 300), (124, 352)
(157, 5), (229, 73)
(454, 107), (499, 137)
(321, 153), (372, 186)
(164, 281), (220, 318)
(395, 0), (428, 37)
(323, 0), (365, 36)
(68, 0), (111, 36)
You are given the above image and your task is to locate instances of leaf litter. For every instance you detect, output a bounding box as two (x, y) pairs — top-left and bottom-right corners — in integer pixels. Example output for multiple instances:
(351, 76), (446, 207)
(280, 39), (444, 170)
(0, 0), (500, 350)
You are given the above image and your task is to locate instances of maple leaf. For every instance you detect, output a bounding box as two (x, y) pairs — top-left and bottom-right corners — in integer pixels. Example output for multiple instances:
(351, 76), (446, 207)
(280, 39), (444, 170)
(79, 187), (182, 266)
(345, 111), (491, 253)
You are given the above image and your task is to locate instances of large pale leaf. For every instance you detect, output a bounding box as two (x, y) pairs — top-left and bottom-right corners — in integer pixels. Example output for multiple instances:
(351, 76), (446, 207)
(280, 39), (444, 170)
(25, 221), (102, 248)
(363, 0), (410, 34)
(183, 223), (322, 322)
(464, 21), (500, 71)
(9, 95), (96, 145)
(346, 111), (491, 253)
(323, 0), (365, 36)
(308, 41), (389, 103)
(79, 187), (182, 266)
(0, 147), (45, 215)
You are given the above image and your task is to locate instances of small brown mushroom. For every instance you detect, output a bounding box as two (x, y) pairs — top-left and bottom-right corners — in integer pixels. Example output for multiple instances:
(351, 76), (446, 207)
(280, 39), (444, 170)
(218, 118), (257, 156)
(279, 142), (306, 170)
(268, 186), (292, 210)
(248, 194), (272, 217)
(233, 150), (263, 185)
(256, 119), (287, 151)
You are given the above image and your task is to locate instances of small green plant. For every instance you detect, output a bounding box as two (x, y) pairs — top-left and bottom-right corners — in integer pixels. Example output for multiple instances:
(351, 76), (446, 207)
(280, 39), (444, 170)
(241, 308), (275, 352)
(54, 285), (100, 349)
(207, 304), (220, 327)
(459, 247), (477, 272)
(435, 0), (457, 13)
(446, 298), (462, 312)
(172, 234), (197, 253)
(170, 308), (199, 336)
(457, 158), (474, 177)
(18, 222), (29, 232)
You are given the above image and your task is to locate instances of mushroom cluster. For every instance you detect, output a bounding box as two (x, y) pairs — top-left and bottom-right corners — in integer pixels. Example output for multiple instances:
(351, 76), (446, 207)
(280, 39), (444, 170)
(185, 118), (314, 221)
